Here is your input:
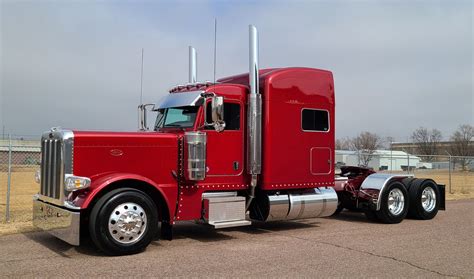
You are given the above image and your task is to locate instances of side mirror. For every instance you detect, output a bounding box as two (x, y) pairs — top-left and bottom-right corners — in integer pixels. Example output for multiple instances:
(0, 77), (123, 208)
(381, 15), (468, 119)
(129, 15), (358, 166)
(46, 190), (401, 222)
(201, 93), (226, 132)
(138, 104), (155, 131)
(211, 96), (225, 132)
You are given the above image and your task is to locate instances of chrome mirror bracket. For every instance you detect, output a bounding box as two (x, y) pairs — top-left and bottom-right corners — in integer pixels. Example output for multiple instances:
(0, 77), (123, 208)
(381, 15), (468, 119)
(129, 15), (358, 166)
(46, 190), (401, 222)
(201, 93), (225, 132)
(138, 103), (156, 131)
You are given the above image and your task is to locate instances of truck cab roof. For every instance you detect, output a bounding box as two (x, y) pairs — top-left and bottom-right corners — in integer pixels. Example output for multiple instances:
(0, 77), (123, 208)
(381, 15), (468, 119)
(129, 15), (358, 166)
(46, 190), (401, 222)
(164, 67), (334, 106)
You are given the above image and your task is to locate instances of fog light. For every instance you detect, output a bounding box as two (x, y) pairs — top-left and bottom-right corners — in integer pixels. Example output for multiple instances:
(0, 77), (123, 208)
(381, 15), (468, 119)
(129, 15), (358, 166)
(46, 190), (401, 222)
(65, 175), (91, 191)
(35, 170), (41, 184)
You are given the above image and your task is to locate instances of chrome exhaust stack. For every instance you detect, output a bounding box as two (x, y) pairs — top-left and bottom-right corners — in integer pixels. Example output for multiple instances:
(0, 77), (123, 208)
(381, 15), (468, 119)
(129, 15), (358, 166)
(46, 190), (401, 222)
(246, 25), (262, 209)
(188, 46), (197, 83)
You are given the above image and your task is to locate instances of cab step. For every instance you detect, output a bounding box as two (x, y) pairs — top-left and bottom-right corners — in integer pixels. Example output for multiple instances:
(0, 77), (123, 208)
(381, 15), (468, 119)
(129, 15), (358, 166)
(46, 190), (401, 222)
(202, 192), (251, 229)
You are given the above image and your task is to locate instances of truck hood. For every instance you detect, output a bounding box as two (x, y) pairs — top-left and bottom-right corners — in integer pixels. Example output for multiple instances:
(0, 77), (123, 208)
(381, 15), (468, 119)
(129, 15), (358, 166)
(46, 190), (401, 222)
(71, 130), (180, 182)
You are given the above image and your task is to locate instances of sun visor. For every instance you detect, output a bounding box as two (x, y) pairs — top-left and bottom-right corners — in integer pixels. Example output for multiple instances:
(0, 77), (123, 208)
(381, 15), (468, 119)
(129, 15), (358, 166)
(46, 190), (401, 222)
(155, 91), (204, 110)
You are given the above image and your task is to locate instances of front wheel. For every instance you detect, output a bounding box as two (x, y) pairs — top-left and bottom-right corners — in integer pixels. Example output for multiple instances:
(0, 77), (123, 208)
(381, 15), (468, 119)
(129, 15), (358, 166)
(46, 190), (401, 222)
(89, 188), (158, 255)
(376, 182), (409, 224)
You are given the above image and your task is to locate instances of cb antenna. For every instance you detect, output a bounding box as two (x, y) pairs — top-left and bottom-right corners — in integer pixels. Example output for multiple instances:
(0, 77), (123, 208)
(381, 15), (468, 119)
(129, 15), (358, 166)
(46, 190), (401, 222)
(213, 18), (217, 86)
(139, 48), (144, 105)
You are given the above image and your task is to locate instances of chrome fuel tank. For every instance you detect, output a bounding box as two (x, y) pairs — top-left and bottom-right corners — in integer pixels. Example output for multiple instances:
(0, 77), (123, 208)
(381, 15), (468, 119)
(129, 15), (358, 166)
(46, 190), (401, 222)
(250, 187), (338, 221)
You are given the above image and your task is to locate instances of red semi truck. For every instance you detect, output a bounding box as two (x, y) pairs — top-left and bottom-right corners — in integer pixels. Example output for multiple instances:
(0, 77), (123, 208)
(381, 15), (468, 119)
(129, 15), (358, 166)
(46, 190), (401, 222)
(33, 25), (445, 255)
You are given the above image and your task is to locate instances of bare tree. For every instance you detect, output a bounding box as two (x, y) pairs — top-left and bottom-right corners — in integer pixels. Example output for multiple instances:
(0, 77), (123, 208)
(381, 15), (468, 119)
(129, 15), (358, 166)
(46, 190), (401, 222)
(449, 124), (474, 170)
(336, 137), (353, 150)
(351, 131), (382, 167)
(382, 136), (395, 150)
(411, 127), (442, 161)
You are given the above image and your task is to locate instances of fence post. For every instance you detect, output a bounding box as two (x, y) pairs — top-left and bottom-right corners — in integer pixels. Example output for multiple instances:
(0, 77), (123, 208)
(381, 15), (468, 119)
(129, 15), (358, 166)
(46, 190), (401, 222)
(390, 142), (393, 174)
(6, 134), (12, 222)
(407, 151), (410, 174)
(445, 151), (453, 194)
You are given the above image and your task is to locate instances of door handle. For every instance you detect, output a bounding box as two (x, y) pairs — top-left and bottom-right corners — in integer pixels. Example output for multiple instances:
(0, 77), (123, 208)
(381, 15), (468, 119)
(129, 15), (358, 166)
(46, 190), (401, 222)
(233, 161), (239, 171)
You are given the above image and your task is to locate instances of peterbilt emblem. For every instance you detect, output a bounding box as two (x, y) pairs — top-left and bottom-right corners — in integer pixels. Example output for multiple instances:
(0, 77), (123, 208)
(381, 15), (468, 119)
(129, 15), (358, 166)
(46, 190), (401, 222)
(110, 149), (124, 157)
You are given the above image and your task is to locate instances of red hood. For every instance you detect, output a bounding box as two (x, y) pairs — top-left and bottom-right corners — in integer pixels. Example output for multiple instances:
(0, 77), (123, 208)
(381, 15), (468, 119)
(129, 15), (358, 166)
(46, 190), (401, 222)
(71, 130), (180, 184)
(72, 130), (178, 145)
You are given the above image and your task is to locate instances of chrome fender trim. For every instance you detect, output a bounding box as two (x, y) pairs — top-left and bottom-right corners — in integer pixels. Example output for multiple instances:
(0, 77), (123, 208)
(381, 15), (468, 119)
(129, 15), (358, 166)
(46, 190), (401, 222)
(360, 173), (413, 211)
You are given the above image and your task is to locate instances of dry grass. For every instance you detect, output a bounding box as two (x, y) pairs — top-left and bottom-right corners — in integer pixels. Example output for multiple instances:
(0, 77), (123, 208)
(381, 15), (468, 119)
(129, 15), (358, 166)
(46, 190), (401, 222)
(0, 169), (472, 236)
(381, 169), (474, 200)
(0, 170), (41, 235)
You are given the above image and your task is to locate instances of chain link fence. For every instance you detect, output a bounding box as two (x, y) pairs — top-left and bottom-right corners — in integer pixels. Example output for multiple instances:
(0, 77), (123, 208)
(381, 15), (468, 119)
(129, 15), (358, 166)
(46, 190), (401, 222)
(0, 136), (40, 223)
(335, 150), (474, 196)
(0, 137), (472, 224)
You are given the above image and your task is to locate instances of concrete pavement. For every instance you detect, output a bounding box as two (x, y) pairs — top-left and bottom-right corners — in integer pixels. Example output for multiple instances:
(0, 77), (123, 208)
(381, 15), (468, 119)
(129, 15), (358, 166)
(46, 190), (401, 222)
(0, 200), (472, 277)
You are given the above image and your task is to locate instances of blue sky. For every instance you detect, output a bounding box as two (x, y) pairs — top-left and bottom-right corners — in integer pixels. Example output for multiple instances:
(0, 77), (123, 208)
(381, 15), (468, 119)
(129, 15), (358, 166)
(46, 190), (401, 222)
(1, 0), (472, 141)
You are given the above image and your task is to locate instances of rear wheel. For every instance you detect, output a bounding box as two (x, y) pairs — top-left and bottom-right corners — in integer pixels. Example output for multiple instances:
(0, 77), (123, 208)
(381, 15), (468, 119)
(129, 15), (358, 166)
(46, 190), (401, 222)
(408, 179), (440, 220)
(376, 182), (409, 224)
(89, 188), (158, 255)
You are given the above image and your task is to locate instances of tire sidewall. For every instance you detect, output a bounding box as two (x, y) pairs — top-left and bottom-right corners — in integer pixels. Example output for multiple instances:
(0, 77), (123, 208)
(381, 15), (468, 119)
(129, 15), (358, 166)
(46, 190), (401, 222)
(376, 182), (409, 224)
(90, 189), (158, 255)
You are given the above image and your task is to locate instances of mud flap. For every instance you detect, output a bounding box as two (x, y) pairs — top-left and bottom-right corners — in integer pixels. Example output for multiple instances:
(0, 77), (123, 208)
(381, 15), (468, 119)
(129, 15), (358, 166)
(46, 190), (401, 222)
(437, 184), (446, 210)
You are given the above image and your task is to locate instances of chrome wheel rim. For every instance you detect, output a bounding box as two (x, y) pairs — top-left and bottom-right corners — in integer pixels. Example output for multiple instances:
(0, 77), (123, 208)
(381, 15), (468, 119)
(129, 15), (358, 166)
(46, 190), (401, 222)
(387, 188), (405, 216)
(421, 187), (436, 212)
(108, 202), (147, 244)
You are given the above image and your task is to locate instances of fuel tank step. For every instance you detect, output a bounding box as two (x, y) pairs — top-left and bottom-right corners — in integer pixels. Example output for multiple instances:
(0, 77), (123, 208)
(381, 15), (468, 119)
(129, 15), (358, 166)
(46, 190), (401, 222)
(209, 220), (252, 229)
(202, 192), (251, 229)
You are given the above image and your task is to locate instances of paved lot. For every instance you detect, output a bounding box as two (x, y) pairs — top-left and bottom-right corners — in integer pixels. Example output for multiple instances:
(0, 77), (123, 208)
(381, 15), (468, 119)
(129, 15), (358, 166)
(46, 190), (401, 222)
(0, 200), (472, 278)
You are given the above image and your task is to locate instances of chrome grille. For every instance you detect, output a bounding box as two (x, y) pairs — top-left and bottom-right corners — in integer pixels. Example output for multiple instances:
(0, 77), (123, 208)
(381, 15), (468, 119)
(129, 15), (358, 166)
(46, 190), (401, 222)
(40, 138), (63, 199)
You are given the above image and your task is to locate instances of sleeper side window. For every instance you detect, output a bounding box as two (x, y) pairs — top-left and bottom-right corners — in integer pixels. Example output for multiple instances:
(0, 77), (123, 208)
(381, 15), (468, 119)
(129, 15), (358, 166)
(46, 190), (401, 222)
(206, 102), (241, 130)
(302, 109), (329, 132)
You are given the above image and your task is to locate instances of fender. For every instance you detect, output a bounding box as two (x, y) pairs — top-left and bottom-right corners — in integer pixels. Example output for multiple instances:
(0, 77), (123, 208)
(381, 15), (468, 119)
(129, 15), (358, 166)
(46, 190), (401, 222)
(359, 173), (414, 211)
(76, 172), (177, 220)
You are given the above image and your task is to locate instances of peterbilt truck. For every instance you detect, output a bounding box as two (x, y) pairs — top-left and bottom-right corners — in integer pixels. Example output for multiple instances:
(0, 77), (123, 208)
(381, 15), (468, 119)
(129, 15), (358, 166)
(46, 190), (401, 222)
(33, 25), (445, 255)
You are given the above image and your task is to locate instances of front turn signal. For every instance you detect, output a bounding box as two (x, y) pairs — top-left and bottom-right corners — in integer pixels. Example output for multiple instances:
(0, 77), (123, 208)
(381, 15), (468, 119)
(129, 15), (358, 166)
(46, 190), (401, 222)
(65, 175), (91, 191)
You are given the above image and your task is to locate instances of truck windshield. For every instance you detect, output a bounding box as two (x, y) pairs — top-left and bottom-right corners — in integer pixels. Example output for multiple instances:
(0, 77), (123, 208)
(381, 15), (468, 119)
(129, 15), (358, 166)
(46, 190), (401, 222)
(154, 106), (199, 130)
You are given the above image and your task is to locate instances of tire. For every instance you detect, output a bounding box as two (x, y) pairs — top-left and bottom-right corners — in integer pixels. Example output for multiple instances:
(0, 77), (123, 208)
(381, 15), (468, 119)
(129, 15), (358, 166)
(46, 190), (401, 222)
(401, 177), (416, 190)
(408, 179), (440, 220)
(89, 188), (158, 255)
(376, 181), (409, 224)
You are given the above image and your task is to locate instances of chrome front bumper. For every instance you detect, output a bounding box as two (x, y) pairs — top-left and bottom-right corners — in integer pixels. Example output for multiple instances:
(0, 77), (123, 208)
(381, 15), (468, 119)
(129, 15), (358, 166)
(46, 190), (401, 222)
(33, 196), (80, 246)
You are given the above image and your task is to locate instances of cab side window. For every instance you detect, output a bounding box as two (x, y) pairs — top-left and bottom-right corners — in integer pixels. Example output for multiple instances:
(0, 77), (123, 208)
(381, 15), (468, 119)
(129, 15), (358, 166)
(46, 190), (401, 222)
(302, 109), (329, 132)
(206, 102), (241, 130)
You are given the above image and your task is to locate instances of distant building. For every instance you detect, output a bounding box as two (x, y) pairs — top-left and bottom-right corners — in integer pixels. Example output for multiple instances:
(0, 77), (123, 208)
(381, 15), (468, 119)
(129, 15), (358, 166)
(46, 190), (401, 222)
(0, 139), (41, 168)
(336, 150), (423, 171)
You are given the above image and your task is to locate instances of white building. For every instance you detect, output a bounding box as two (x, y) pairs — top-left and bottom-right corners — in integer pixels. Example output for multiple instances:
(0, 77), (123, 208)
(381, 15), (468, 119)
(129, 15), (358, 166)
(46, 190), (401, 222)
(335, 150), (425, 171)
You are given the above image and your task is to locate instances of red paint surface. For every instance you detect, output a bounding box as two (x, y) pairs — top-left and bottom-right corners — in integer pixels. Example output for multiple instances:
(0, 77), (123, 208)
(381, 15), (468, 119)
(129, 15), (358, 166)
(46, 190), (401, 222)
(220, 68), (335, 190)
(72, 68), (337, 221)
(72, 131), (179, 219)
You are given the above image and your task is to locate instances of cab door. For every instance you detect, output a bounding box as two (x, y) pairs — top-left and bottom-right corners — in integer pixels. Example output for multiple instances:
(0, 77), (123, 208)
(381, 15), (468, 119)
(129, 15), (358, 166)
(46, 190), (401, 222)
(204, 101), (244, 180)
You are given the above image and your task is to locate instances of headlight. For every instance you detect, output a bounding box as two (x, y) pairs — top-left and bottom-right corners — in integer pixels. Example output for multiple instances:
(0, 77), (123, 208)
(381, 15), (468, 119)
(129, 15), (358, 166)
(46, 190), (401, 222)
(65, 175), (91, 191)
(35, 170), (41, 184)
